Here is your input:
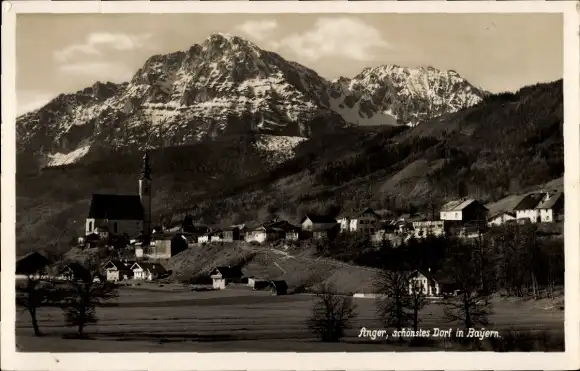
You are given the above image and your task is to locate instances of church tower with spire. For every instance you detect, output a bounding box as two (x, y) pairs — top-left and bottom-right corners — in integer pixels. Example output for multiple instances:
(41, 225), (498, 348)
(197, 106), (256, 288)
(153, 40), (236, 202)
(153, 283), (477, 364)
(139, 152), (152, 237)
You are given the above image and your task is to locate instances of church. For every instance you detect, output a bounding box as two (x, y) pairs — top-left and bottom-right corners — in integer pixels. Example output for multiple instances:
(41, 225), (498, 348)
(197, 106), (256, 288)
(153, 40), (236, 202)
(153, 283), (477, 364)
(85, 153), (153, 239)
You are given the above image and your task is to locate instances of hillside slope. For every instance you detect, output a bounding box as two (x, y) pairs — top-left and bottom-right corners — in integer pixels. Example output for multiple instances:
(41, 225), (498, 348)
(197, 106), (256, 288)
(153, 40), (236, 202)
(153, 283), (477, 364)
(16, 80), (562, 256)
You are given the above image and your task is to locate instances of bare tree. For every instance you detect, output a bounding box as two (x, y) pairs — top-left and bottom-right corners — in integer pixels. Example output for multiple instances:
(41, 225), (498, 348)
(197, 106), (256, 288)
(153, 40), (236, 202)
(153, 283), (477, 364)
(442, 239), (493, 329)
(59, 257), (118, 338)
(375, 270), (412, 332)
(307, 284), (358, 342)
(408, 278), (427, 332)
(16, 275), (54, 337)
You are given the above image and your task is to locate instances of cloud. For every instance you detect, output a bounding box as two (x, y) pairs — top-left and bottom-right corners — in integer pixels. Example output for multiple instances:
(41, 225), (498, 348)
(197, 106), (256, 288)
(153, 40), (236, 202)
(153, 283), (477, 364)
(17, 90), (56, 116)
(54, 32), (153, 62)
(59, 62), (134, 81)
(236, 20), (278, 41)
(273, 17), (389, 62)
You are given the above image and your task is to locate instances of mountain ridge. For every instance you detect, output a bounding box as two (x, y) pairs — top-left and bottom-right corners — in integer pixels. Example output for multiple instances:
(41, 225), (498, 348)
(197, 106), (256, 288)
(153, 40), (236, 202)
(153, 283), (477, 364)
(17, 33), (486, 168)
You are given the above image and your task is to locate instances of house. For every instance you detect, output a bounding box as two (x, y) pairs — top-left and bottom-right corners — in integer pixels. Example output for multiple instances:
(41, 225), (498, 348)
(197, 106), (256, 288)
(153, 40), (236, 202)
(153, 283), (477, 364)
(513, 193), (545, 223)
(411, 220), (447, 239)
(245, 225), (284, 243)
(300, 214), (337, 232)
(210, 230), (223, 243)
(16, 252), (51, 280)
(265, 220), (301, 241)
(59, 263), (91, 282)
(439, 199), (489, 223)
(408, 270), (440, 297)
(285, 229), (300, 241)
(337, 207), (380, 234)
(222, 226), (241, 242)
(85, 153), (153, 238)
(130, 262), (168, 281)
(536, 192), (564, 223)
(487, 212), (517, 227)
(103, 260), (133, 282)
(210, 266), (243, 290)
(197, 234), (211, 244)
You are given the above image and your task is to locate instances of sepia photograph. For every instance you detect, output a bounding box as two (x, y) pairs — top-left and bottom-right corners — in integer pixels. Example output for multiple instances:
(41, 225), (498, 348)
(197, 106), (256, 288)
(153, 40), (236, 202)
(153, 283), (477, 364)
(2, 1), (580, 370)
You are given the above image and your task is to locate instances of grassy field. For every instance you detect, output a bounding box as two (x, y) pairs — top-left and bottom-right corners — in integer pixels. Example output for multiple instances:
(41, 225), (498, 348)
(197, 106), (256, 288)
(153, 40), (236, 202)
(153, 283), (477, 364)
(16, 284), (564, 352)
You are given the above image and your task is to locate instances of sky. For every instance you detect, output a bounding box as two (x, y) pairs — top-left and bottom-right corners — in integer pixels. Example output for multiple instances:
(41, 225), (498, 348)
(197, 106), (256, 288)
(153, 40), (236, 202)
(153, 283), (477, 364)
(16, 13), (563, 116)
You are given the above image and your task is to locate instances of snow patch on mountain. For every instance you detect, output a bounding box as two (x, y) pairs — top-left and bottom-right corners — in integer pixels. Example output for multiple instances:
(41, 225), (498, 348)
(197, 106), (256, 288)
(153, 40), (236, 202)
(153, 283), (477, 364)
(47, 143), (92, 167)
(253, 135), (307, 165)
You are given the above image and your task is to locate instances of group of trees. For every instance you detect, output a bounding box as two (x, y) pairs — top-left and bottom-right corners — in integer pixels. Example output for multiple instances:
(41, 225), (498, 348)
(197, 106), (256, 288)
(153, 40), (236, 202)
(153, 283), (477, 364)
(308, 223), (563, 343)
(16, 257), (118, 339)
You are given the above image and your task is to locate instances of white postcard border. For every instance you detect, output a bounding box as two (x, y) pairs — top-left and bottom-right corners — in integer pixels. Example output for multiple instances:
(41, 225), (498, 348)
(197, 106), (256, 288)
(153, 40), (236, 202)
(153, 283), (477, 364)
(2, 1), (579, 370)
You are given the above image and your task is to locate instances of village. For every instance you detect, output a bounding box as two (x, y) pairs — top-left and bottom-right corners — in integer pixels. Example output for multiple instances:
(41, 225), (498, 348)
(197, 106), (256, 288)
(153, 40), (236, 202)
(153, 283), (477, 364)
(16, 153), (565, 300)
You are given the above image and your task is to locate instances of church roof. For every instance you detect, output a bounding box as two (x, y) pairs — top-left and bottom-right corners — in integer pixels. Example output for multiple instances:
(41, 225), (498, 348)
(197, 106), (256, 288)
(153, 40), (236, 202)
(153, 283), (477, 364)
(88, 194), (144, 220)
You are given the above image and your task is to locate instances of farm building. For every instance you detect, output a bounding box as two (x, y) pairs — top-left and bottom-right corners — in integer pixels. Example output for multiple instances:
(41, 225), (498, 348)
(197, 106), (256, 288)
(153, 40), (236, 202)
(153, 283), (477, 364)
(222, 226), (241, 242)
(408, 270), (440, 297)
(300, 214), (337, 232)
(439, 199), (488, 223)
(104, 260), (134, 282)
(59, 263), (92, 282)
(336, 207), (380, 234)
(245, 225), (284, 243)
(487, 212), (517, 227)
(536, 191), (564, 223)
(253, 280), (288, 295)
(513, 193), (546, 223)
(130, 262), (168, 281)
(210, 266), (243, 290)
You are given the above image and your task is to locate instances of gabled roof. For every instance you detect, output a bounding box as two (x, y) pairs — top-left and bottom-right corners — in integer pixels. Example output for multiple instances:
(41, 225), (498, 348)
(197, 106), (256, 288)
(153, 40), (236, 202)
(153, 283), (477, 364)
(440, 199), (487, 212)
(513, 193), (545, 211)
(264, 220), (299, 232)
(61, 263), (91, 281)
(338, 207), (379, 219)
(300, 214), (337, 224)
(535, 192), (563, 210)
(16, 252), (50, 275)
(130, 261), (167, 274)
(487, 211), (516, 220)
(88, 194), (144, 220)
(104, 260), (132, 271)
(211, 266), (243, 278)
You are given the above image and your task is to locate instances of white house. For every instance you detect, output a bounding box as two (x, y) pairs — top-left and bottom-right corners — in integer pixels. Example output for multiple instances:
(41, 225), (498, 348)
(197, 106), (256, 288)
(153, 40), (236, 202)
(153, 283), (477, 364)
(103, 260), (134, 282)
(536, 192), (564, 223)
(336, 208), (380, 234)
(411, 220), (446, 238)
(408, 270), (440, 297)
(513, 193), (546, 223)
(300, 214), (337, 231)
(439, 199), (488, 223)
(210, 266), (243, 290)
(197, 234), (210, 244)
(130, 262), (167, 281)
(244, 226), (283, 243)
(487, 212), (516, 227)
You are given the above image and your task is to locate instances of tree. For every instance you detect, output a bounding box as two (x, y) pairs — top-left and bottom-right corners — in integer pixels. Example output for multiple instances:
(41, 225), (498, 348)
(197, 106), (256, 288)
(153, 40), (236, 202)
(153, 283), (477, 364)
(307, 284), (358, 342)
(375, 270), (412, 332)
(408, 276), (427, 332)
(442, 239), (493, 329)
(16, 275), (54, 337)
(59, 258), (118, 338)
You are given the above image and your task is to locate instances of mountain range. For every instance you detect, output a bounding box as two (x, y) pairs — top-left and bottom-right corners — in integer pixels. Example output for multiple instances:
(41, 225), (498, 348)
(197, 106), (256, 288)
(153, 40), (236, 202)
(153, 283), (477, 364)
(14, 33), (563, 257)
(17, 33), (486, 168)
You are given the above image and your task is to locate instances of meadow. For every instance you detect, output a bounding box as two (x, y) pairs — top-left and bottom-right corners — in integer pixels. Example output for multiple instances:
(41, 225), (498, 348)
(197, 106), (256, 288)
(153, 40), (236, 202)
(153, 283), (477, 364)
(16, 284), (564, 352)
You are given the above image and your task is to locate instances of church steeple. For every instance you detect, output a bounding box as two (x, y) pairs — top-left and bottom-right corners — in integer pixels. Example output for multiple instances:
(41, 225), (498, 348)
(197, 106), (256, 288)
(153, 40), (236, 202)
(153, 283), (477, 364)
(139, 152), (152, 238)
(140, 152), (152, 180)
